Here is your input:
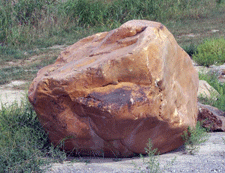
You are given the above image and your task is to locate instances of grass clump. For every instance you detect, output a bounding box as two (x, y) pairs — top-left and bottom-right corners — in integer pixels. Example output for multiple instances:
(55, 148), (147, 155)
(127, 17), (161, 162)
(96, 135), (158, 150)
(134, 139), (176, 173)
(182, 43), (197, 57)
(0, 97), (66, 172)
(182, 121), (209, 155)
(193, 38), (225, 67)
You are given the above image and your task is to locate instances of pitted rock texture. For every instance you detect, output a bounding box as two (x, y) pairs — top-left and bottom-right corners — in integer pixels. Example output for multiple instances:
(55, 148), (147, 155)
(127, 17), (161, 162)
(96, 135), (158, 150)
(28, 20), (199, 157)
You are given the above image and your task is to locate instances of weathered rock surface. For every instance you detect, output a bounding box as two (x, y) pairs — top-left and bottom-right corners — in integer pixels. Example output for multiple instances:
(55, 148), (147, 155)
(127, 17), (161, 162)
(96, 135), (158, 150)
(28, 20), (199, 157)
(198, 102), (225, 132)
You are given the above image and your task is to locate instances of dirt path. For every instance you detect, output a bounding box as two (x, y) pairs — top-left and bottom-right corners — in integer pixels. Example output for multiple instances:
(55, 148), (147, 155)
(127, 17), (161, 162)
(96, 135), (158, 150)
(0, 81), (27, 109)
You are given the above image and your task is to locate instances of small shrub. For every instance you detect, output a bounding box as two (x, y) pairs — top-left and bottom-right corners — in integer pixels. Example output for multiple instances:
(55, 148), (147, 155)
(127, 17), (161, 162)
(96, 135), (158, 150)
(182, 43), (197, 57)
(193, 38), (225, 67)
(182, 121), (209, 155)
(134, 139), (176, 173)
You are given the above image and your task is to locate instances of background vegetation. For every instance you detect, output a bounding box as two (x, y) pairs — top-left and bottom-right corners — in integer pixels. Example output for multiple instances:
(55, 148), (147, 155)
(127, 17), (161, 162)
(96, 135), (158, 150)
(193, 38), (225, 67)
(0, 0), (225, 172)
(1, 0), (224, 49)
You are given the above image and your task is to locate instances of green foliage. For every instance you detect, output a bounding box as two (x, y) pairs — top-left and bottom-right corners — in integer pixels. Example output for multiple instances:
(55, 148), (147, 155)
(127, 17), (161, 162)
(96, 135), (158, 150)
(1, 0), (55, 46)
(193, 38), (225, 67)
(139, 139), (161, 173)
(0, 97), (67, 172)
(216, 0), (224, 5)
(182, 43), (197, 57)
(1, 0), (223, 49)
(134, 139), (176, 173)
(182, 121), (209, 155)
(59, 0), (225, 26)
(0, 66), (35, 85)
(61, 0), (108, 26)
(199, 72), (225, 111)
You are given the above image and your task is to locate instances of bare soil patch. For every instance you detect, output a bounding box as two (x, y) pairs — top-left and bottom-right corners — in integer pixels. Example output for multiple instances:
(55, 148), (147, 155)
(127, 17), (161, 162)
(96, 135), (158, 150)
(0, 80), (27, 109)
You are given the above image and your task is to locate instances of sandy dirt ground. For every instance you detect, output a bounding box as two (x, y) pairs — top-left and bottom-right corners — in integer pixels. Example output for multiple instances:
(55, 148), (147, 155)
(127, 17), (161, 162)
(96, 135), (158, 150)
(46, 133), (225, 173)
(0, 81), (27, 109)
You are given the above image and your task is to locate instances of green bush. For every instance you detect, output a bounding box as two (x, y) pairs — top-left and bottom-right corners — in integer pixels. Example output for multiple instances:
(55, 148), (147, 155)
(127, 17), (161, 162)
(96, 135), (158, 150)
(182, 43), (197, 57)
(182, 121), (209, 155)
(193, 38), (225, 67)
(0, 97), (66, 172)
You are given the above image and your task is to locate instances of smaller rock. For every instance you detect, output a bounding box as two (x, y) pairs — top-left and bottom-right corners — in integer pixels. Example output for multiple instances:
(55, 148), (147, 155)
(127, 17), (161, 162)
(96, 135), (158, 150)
(210, 63), (225, 83)
(211, 29), (219, 33)
(197, 80), (220, 100)
(193, 63), (225, 83)
(197, 103), (225, 132)
(194, 65), (210, 74)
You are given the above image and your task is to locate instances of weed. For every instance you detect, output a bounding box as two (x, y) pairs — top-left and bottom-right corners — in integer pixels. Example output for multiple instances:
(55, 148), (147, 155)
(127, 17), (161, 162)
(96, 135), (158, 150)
(134, 139), (176, 173)
(182, 121), (209, 155)
(182, 43), (197, 57)
(222, 137), (225, 144)
(0, 96), (67, 172)
(193, 38), (225, 67)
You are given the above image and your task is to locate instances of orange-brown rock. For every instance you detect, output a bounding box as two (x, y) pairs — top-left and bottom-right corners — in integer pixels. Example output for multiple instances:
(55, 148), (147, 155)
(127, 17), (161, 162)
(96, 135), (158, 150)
(28, 20), (199, 157)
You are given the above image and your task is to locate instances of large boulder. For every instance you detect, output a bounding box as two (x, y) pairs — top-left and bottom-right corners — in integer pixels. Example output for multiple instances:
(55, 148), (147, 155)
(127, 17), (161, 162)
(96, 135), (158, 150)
(28, 20), (199, 157)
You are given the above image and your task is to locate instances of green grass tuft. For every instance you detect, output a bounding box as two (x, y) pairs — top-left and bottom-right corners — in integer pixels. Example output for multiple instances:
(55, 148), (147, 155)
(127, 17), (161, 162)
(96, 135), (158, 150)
(0, 97), (66, 172)
(134, 139), (176, 172)
(182, 43), (197, 57)
(182, 121), (209, 155)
